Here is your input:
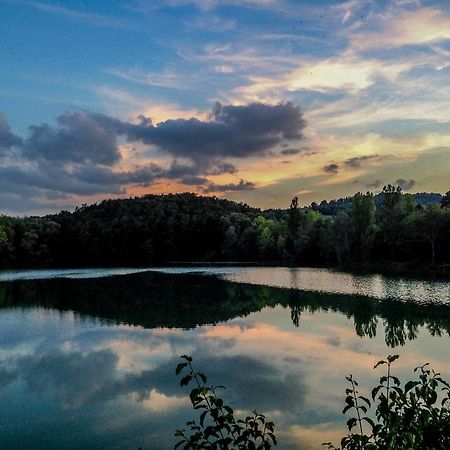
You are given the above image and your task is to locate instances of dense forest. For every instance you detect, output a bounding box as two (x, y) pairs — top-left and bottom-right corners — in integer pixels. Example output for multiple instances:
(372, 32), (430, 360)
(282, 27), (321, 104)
(0, 186), (449, 275)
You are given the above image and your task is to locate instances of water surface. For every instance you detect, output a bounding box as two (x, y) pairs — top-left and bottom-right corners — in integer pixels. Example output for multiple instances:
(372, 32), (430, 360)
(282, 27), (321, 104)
(0, 268), (449, 449)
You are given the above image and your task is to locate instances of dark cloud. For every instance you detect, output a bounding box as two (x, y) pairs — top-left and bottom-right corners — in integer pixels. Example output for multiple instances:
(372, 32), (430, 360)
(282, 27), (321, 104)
(164, 161), (237, 180)
(203, 178), (256, 193)
(114, 101), (306, 163)
(4, 348), (306, 416)
(0, 164), (125, 196)
(23, 110), (121, 165)
(17, 349), (118, 408)
(366, 179), (383, 189)
(0, 113), (22, 152)
(280, 148), (301, 156)
(204, 161), (237, 175)
(323, 163), (339, 173)
(73, 163), (165, 187)
(180, 175), (209, 185)
(0, 102), (306, 212)
(344, 154), (379, 168)
(395, 178), (416, 191)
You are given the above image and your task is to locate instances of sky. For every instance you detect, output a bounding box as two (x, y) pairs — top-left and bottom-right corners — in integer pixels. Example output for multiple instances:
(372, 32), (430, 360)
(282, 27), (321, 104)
(1, 0), (450, 214)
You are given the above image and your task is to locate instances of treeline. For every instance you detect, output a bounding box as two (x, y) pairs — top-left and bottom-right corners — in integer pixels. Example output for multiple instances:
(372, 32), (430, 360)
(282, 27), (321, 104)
(0, 187), (449, 273)
(3, 271), (450, 347)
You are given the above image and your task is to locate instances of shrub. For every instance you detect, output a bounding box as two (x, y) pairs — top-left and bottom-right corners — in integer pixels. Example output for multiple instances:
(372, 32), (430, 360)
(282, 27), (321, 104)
(325, 355), (450, 450)
(174, 355), (277, 449)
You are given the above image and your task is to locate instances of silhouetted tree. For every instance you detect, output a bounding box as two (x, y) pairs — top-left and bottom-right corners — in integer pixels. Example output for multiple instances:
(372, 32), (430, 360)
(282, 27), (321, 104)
(442, 190), (450, 208)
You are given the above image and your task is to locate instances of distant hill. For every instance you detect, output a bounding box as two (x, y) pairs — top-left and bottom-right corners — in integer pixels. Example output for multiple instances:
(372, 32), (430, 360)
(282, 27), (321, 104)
(311, 192), (443, 216)
(412, 192), (443, 207)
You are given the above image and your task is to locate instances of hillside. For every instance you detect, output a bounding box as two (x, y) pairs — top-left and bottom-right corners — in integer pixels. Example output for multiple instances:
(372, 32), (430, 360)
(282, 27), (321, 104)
(0, 189), (449, 273)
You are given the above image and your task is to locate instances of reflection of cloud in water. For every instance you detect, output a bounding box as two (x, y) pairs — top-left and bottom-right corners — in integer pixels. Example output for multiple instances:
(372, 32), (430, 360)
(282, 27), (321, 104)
(1, 271), (450, 450)
(137, 389), (188, 412)
(0, 315), (313, 448)
(17, 349), (118, 408)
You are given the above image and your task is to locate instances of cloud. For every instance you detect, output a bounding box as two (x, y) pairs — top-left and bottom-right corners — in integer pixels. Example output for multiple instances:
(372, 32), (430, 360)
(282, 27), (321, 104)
(0, 164), (125, 197)
(12, 0), (131, 29)
(0, 101), (306, 211)
(179, 175), (209, 186)
(366, 180), (383, 189)
(351, 7), (450, 51)
(235, 57), (412, 101)
(0, 113), (22, 152)
(23, 110), (121, 165)
(288, 60), (407, 93)
(395, 178), (416, 191)
(105, 67), (189, 90)
(121, 101), (305, 163)
(72, 164), (166, 187)
(17, 349), (118, 408)
(133, 0), (280, 12)
(281, 148), (301, 156)
(203, 178), (256, 193)
(344, 154), (380, 168)
(323, 163), (339, 174)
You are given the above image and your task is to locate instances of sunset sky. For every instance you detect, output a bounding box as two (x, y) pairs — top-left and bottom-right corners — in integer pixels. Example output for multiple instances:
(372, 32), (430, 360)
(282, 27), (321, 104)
(1, 0), (450, 214)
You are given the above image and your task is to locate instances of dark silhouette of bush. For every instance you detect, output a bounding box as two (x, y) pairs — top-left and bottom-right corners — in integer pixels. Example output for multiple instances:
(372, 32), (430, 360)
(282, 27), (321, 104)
(175, 355), (277, 449)
(175, 355), (450, 450)
(325, 355), (450, 450)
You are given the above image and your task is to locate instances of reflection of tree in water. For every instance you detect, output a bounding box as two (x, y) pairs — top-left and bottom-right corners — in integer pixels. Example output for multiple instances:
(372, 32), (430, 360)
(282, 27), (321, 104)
(355, 316), (378, 340)
(1, 271), (449, 348)
(284, 293), (450, 348)
(382, 320), (418, 347)
(290, 304), (302, 327)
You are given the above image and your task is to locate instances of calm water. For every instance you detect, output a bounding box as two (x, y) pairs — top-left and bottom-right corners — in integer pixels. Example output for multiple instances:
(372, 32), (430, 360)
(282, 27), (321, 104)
(0, 267), (449, 449)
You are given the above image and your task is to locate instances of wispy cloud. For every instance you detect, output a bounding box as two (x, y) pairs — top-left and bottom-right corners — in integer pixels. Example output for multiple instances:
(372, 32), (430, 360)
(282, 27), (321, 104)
(129, 0), (280, 13)
(6, 0), (133, 29)
(350, 7), (450, 50)
(105, 67), (190, 90)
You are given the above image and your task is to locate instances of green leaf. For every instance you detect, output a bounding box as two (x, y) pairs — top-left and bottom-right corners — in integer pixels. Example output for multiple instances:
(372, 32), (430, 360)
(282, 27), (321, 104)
(346, 417), (357, 430)
(198, 372), (207, 384)
(374, 360), (386, 369)
(404, 380), (419, 393)
(180, 375), (192, 387)
(387, 354), (399, 363)
(176, 362), (188, 375)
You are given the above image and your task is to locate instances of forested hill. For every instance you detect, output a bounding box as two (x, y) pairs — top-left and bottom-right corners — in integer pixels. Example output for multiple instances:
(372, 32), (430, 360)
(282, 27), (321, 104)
(0, 188), (449, 274)
(312, 192), (443, 216)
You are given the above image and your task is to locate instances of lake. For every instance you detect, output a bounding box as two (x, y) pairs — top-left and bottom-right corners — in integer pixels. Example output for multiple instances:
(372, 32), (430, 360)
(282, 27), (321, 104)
(0, 267), (449, 449)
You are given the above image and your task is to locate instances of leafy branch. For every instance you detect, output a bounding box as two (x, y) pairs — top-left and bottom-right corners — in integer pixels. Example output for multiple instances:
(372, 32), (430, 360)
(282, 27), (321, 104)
(174, 355), (277, 450)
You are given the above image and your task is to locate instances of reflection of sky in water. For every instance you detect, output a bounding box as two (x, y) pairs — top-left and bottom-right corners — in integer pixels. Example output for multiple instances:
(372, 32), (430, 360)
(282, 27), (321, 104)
(1, 266), (449, 304)
(1, 299), (450, 449)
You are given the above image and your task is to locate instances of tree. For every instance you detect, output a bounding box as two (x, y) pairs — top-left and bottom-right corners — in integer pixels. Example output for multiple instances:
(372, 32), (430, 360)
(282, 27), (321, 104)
(375, 185), (417, 262)
(287, 197), (301, 238)
(285, 196), (301, 259)
(350, 192), (376, 261)
(253, 216), (277, 259)
(380, 184), (403, 211)
(406, 205), (448, 265)
(332, 213), (352, 266)
(0, 222), (7, 248)
(442, 190), (450, 208)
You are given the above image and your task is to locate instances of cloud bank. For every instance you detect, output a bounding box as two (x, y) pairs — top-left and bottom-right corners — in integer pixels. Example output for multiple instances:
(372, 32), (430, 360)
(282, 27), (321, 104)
(0, 101), (306, 212)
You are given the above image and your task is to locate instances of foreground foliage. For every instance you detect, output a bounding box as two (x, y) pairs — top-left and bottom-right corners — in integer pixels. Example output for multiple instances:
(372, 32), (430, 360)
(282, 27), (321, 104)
(175, 355), (276, 449)
(175, 355), (450, 450)
(325, 355), (450, 450)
